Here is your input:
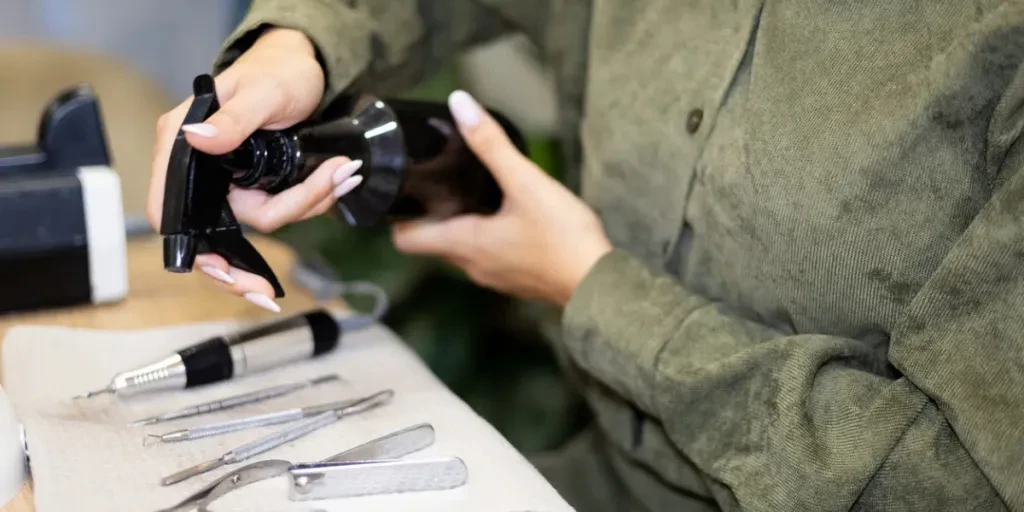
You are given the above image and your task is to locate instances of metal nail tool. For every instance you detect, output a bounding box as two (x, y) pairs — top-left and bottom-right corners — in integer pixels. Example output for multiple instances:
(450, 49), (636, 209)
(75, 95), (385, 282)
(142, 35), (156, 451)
(157, 423), (435, 511)
(128, 374), (341, 427)
(73, 309), (340, 399)
(287, 456), (468, 502)
(156, 422), (467, 512)
(160, 389), (394, 487)
(144, 396), (363, 445)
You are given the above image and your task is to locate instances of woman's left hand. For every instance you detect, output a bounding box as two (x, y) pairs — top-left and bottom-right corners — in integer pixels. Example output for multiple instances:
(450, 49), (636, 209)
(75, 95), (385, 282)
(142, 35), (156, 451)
(391, 91), (613, 307)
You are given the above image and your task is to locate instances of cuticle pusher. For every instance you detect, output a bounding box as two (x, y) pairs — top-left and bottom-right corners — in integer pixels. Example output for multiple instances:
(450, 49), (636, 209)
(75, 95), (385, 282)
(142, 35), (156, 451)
(143, 396), (362, 445)
(159, 389), (393, 487)
(127, 373), (341, 427)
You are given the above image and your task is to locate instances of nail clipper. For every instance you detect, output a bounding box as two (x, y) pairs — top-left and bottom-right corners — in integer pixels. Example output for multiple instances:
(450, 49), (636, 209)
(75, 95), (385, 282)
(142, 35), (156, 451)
(157, 422), (467, 512)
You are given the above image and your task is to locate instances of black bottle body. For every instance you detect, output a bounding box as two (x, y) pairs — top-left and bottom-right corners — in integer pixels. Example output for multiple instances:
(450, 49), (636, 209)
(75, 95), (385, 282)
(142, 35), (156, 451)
(223, 94), (525, 227)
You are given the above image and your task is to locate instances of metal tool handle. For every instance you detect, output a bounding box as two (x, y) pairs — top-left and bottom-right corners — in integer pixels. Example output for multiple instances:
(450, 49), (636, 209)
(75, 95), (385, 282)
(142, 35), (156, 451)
(165, 382), (303, 422)
(209, 382), (305, 408)
(288, 458), (469, 501)
(227, 389), (392, 463)
(163, 374), (336, 422)
(228, 411), (339, 462)
(185, 408), (306, 441)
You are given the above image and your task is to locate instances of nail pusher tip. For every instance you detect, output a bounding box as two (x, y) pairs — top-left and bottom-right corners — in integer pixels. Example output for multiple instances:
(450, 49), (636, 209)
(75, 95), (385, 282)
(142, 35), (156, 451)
(311, 374), (342, 385)
(72, 387), (112, 400)
(127, 418), (157, 427)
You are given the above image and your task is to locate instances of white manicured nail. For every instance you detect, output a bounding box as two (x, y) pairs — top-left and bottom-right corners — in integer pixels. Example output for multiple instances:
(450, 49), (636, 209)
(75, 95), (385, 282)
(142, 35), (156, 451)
(448, 90), (481, 128)
(181, 123), (217, 137)
(333, 175), (363, 198)
(332, 159), (363, 185)
(200, 266), (235, 284)
(244, 292), (281, 313)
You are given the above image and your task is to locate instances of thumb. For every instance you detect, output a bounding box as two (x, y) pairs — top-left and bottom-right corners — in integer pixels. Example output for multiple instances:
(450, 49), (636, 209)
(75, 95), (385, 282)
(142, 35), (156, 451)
(447, 90), (535, 193)
(181, 79), (283, 155)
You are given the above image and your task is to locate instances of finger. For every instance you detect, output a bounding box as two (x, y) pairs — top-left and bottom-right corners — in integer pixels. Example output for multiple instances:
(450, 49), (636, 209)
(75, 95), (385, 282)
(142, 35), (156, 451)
(300, 194), (337, 221)
(232, 157), (361, 232)
(442, 254), (475, 275)
(180, 77), (285, 155)
(447, 90), (534, 192)
(193, 253), (280, 312)
(228, 270), (280, 312)
(436, 254), (491, 289)
(391, 215), (482, 258)
(194, 253), (236, 286)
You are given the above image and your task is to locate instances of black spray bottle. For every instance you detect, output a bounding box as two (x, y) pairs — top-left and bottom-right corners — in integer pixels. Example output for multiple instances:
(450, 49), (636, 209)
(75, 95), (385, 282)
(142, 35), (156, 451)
(160, 74), (527, 298)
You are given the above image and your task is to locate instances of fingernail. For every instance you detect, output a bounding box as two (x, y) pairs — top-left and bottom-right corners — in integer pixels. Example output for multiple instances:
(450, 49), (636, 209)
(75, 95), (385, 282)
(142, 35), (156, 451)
(181, 123), (217, 137)
(200, 266), (235, 284)
(244, 292), (281, 313)
(333, 175), (363, 198)
(448, 90), (481, 128)
(332, 159), (363, 185)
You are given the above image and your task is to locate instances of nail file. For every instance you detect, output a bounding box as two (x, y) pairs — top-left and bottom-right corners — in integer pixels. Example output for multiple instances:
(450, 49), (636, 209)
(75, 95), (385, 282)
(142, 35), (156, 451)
(287, 457), (469, 501)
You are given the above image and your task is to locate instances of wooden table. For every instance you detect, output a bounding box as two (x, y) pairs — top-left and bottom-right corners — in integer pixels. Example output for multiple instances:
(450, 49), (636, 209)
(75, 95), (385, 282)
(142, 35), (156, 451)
(0, 235), (341, 512)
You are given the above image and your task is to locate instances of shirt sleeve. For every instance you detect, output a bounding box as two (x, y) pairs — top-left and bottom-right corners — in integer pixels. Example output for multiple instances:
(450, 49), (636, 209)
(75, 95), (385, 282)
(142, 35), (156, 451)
(211, 0), (514, 110)
(561, 71), (1024, 511)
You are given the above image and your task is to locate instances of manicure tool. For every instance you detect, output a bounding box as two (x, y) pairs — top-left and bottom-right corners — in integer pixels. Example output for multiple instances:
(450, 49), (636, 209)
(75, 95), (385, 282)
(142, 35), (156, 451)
(128, 374), (341, 428)
(160, 389), (393, 486)
(158, 422), (467, 512)
(73, 309), (339, 399)
(143, 395), (362, 444)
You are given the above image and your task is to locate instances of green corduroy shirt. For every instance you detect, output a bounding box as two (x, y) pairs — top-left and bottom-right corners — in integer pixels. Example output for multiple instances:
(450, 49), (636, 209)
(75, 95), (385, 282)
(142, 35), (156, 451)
(214, 1), (1024, 510)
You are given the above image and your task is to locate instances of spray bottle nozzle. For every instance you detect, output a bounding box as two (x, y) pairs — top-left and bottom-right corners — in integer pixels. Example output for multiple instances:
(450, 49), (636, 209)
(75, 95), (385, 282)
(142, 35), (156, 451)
(163, 234), (197, 273)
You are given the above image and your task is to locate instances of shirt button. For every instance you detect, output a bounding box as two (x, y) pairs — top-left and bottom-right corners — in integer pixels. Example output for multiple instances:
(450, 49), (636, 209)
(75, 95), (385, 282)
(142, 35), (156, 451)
(686, 108), (703, 134)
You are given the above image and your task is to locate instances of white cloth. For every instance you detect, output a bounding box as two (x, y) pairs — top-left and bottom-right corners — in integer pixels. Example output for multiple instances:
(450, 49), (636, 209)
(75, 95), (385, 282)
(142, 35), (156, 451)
(1, 318), (574, 512)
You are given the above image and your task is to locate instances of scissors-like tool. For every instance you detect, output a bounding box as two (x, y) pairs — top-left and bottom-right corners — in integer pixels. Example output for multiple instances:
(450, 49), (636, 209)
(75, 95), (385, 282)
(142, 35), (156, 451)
(156, 422), (467, 511)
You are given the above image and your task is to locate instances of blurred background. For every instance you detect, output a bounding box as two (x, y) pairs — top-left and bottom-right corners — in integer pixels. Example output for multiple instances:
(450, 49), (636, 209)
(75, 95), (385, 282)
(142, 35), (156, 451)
(0, 0), (586, 454)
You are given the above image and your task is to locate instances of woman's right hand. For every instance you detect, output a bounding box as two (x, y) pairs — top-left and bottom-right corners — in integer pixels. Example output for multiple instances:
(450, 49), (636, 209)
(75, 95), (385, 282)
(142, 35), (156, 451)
(146, 27), (364, 312)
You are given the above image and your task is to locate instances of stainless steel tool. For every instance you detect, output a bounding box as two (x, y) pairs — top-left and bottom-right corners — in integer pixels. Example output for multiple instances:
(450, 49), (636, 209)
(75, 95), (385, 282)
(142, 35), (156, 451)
(157, 422), (466, 512)
(143, 395), (361, 444)
(287, 457), (468, 502)
(159, 389), (393, 486)
(130, 374), (341, 428)
(73, 309), (340, 399)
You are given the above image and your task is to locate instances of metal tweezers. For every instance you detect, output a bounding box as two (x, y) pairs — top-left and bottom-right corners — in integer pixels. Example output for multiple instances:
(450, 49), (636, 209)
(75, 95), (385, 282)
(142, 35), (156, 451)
(156, 423), (467, 512)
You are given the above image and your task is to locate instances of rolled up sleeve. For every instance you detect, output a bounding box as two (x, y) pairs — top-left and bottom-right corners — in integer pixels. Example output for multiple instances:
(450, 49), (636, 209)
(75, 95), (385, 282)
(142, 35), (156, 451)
(562, 230), (1019, 510)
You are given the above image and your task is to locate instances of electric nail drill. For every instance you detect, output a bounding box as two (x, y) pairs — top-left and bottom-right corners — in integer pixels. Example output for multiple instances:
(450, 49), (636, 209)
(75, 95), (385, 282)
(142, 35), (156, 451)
(160, 74), (527, 298)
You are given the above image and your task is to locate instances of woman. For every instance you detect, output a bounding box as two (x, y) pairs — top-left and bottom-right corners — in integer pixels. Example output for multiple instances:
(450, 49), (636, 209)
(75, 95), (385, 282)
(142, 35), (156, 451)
(146, 2), (1024, 510)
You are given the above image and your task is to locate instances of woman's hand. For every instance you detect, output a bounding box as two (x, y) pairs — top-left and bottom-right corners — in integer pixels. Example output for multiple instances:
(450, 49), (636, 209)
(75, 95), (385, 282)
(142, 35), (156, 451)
(391, 91), (613, 307)
(146, 28), (364, 312)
